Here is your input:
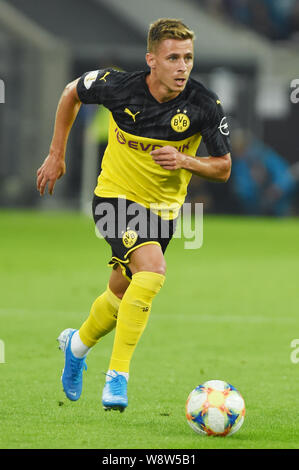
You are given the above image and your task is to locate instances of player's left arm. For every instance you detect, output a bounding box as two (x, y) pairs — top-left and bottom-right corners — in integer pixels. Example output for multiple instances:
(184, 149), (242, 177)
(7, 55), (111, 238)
(151, 147), (231, 182)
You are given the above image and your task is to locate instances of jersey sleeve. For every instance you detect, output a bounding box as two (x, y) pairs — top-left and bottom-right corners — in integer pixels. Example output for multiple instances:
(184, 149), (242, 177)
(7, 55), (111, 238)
(200, 99), (231, 157)
(76, 68), (116, 106)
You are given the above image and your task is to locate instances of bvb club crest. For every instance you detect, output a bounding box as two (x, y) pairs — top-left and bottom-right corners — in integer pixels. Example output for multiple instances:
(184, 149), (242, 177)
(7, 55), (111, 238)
(171, 110), (190, 133)
(122, 229), (138, 248)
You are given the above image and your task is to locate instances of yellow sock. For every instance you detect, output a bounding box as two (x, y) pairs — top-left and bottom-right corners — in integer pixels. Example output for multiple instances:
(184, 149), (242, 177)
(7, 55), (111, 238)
(79, 286), (121, 348)
(109, 271), (165, 373)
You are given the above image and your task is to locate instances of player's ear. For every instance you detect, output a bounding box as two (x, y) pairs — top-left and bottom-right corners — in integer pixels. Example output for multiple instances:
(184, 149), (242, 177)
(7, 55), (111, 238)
(146, 52), (156, 69)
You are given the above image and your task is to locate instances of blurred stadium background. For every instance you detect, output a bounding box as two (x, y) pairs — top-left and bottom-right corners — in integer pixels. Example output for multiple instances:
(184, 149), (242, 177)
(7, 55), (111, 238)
(1, 0), (298, 217)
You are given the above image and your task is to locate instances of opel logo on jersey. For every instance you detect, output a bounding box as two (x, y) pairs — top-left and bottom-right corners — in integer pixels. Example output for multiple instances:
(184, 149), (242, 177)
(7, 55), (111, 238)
(122, 229), (138, 248)
(218, 117), (229, 136)
(171, 111), (190, 133)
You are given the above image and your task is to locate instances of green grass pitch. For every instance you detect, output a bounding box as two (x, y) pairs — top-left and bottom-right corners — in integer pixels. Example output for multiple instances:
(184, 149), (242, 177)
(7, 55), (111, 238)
(1, 209), (299, 449)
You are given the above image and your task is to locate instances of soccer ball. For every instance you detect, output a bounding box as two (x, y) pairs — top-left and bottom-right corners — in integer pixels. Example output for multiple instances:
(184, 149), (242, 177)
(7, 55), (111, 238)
(186, 380), (245, 437)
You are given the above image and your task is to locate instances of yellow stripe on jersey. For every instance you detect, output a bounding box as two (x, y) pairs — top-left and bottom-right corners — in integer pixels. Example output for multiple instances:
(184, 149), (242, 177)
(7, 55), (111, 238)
(95, 113), (202, 219)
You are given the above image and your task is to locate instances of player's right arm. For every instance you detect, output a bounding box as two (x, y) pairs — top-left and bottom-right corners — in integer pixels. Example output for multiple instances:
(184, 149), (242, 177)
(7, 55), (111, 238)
(36, 78), (81, 196)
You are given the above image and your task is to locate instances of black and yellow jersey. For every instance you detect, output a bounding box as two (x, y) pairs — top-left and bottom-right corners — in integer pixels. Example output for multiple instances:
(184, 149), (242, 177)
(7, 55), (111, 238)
(77, 68), (231, 219)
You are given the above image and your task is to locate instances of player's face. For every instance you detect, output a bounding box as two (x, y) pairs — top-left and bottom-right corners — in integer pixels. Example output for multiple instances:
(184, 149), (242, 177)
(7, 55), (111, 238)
(147, 39), (194, 97)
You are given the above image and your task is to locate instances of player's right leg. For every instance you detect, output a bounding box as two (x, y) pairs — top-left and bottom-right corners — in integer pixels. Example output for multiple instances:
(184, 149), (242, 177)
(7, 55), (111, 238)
(102, 244), (166, 411)
(58, 266), (128, 401)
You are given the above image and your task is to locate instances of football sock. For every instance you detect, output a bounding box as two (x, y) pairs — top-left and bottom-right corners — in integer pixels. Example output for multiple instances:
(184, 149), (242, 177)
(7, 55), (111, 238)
(108, 271), (165, 373)
(71, 330), (90, 358)
(78, 285), (121, 350)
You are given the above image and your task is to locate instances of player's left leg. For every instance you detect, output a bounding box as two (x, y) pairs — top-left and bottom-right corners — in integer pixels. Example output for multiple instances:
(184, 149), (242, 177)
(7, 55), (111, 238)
(102, 243), (165, 411)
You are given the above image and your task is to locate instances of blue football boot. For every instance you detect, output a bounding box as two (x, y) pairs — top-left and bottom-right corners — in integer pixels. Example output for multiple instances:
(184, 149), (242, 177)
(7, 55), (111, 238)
(102, 370), (128, 412)
(57, 328), (87, 401)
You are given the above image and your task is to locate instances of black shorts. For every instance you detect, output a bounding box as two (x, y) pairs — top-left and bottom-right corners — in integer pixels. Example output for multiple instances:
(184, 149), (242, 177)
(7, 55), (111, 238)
(92, 195), (177, 281)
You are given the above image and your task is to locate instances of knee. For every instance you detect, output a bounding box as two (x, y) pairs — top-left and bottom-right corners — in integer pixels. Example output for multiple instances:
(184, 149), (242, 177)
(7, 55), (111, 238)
(128, 244), (167, 277)
(132, 260), (166, 277)
(150, 263), (166, 277)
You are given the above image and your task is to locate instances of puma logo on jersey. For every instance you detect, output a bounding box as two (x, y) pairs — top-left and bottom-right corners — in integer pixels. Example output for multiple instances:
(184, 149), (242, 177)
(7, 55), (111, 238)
(99, 72), (110, 82)
(124, 108), (140, 122)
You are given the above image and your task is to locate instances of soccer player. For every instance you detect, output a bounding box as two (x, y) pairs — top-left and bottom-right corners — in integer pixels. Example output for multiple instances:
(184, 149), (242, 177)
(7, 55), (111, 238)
(36, 18), (231, 411)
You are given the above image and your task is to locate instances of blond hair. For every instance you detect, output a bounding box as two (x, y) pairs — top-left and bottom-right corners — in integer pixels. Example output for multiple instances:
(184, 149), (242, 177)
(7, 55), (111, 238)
(147, 18), (195, 53)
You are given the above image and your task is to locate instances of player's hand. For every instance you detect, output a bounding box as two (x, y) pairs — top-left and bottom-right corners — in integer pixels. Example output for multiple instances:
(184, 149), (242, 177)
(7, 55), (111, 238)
(36, 154), (66, 196)
(151, 145), (186, 170)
